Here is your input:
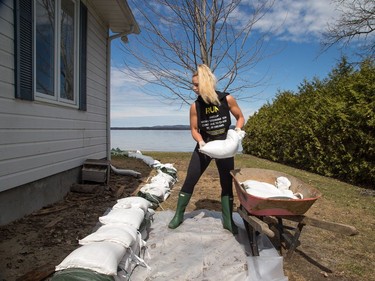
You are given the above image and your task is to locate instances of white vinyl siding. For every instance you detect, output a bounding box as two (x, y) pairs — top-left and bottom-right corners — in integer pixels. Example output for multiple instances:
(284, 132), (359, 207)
(0, 0), (109, 192)
(0, 1), (14, 87)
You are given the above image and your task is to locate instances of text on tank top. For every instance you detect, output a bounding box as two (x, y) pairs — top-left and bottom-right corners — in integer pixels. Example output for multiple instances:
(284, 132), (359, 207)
(195, 91), (231, 142)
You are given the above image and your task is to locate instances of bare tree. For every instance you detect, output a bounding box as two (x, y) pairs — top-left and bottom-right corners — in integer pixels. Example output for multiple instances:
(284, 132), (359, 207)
(119, 0), (276, 105)
(322, 0), (375, 58)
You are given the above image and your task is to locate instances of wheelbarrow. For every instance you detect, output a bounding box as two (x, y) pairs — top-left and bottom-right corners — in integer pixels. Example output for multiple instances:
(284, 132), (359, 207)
(231, 168), (358, 257)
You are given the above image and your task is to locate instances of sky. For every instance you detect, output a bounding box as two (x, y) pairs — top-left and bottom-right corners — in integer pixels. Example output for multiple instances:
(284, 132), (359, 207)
(109, 0), (359, 128)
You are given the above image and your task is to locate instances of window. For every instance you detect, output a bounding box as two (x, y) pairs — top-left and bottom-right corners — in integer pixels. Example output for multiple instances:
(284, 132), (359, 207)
(35, 0), (56, 97)
(15, 0), (87, 110)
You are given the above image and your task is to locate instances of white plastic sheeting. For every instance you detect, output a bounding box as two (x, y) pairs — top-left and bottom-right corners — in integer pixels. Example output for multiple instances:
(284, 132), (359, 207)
(130, 210), (288, 281)
(131, 210), (248, 280)
(245, 233), (288, 281)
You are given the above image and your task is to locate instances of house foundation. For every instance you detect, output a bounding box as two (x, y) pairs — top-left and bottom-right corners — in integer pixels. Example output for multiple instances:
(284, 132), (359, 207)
(0, 167), (81, 225)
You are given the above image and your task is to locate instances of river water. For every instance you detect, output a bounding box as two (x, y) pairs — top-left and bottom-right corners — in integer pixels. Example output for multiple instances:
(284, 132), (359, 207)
(111, 130), (195, 152)
(111, 129), (244, 153)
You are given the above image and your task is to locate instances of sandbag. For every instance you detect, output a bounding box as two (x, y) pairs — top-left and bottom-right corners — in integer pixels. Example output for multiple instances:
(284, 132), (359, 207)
(199, 129), (245, 159)
(51, 268), (114, 281)
(55, 242), (126, 276)
(114, 196), (152, 214)
(242, 180), (284, 198)
(151, 169), (176, 187)
(242, 180), (297, 199)
(140, 182), (170, 201)
(116, 231), (150, 280)
(79, 224), (138, 248)
(275, 176), (291, 191)
(99, 208), (145, 229)
(154, 163), (178, 179)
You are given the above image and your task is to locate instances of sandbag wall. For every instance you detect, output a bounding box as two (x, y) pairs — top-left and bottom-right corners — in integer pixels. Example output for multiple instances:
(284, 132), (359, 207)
(51, 151), (178, 280)
(127, 151), (177, 206)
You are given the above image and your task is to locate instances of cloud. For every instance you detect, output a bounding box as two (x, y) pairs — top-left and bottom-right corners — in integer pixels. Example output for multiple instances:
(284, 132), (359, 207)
(111, 66), (156, 89)
(110, 65), (189, 126)
(239, 0), (339, 43)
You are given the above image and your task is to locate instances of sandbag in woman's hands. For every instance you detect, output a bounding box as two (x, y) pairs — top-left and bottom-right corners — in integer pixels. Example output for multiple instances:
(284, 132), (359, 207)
(199, 140), (206, 149)
(234, 127), (246, 140)
(198, 129), (246, 159)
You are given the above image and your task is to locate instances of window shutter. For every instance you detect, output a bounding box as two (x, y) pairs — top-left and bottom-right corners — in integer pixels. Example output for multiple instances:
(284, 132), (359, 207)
(79, 1), (87, 111)
(14, 0), (33, 101)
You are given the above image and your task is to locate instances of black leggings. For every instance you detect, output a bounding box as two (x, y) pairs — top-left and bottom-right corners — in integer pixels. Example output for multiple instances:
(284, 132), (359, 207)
(180, 144), (234, 197)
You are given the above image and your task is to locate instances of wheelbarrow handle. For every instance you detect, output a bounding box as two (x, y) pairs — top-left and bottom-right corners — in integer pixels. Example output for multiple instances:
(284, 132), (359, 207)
(238, 207), (275, 238)
(280, 215), (359, 236)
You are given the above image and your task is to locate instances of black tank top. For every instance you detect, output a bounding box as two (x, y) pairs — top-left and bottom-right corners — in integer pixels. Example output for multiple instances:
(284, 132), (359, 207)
(195, 91), (231, 142)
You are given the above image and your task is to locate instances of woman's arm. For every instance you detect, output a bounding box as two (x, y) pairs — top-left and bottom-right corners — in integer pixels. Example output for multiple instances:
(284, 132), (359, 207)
(227, 95), (245, 129)
(190, 103), (204, 144)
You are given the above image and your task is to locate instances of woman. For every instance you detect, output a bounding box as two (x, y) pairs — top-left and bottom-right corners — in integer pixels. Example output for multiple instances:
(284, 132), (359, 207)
(168, 64), (245, 234)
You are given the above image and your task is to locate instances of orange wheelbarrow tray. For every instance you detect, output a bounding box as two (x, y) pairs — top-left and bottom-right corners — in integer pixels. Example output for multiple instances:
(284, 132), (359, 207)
(231, 168), (322, 216)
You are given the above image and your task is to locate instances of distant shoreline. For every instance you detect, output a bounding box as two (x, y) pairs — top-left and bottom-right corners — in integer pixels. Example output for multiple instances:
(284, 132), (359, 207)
(111, 125), (190, 130)
(111, 125), (237, 130)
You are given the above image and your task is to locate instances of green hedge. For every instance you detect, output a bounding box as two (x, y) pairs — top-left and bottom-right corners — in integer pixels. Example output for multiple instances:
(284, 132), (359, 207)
(242, 57), (374, 188)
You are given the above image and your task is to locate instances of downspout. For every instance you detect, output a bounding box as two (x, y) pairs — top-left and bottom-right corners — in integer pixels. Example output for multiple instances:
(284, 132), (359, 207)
(106, 25), (134, 161)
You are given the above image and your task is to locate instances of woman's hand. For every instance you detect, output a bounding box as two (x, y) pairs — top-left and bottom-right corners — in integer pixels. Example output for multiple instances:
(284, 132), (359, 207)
(199, 140), (206, 149)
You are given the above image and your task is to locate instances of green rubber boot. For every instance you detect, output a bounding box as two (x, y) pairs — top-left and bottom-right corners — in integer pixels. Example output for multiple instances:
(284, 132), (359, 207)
(221, 195), (238, 235)
(168, 192), (192, 229)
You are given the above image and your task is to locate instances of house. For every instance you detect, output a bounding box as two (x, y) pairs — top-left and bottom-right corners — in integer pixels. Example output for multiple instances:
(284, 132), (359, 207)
(0, 0), (140, 225)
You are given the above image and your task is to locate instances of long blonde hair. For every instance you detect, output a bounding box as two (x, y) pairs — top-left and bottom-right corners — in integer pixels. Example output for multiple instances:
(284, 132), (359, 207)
(193, 64), (220, 105)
